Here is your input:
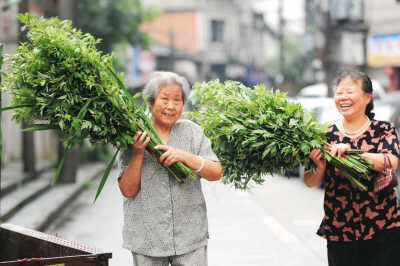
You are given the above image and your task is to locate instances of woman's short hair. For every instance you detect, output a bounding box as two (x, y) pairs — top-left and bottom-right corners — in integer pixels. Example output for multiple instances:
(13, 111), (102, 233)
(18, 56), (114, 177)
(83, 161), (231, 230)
(143, 71), (190, 104)
(336, 69), (375, 120)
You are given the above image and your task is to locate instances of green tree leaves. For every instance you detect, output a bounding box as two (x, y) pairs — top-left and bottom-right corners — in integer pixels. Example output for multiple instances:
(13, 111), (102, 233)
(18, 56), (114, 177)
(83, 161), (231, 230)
(77, 0), (160, 53)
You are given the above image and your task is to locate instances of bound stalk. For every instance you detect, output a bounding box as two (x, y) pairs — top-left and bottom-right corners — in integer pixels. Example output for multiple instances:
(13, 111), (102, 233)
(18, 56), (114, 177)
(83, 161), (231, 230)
(323, 147), (374, 191)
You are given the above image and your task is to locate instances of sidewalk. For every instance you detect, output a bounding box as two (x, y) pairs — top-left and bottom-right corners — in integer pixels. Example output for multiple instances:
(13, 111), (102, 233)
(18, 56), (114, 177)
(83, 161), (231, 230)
(0, 160), (107, 231)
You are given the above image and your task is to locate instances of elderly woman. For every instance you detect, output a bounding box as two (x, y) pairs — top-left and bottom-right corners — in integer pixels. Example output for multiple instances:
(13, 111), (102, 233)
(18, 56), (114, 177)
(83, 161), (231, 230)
(304, 70), (400, 266)
(117, 71), (222, 266)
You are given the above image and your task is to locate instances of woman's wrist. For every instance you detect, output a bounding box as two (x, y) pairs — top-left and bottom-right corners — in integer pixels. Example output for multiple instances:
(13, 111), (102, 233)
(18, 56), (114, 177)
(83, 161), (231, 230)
(195, 156), (205, 173)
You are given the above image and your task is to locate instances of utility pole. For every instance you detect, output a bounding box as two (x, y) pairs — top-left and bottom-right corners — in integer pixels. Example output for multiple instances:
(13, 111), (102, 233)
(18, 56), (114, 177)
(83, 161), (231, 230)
(323, 7), (336, 97)
(1, 43), (3, 214)
(169, 29), (176, 71)
(19, 0), (37, 177)
(57, 0), (80, 183)
(278, 0), (284, 80)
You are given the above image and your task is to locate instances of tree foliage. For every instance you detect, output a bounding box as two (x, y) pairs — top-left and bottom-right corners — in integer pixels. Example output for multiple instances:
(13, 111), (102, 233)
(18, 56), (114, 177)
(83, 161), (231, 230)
(77, 0), (160, 53)
(269, 37), (305, 92)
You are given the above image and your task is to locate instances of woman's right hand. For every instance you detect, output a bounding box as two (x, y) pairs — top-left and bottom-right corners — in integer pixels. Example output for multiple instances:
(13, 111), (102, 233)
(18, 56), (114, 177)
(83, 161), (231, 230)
(309, 149), (326, 170)
(305, 149), (326, 188)
(133, 131), (150, 153)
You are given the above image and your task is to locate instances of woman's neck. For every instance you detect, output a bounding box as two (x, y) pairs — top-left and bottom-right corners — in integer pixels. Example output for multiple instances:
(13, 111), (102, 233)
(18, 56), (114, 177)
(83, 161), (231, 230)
(342, 115), (369, 132)
(153, 121), (173, 144)
(338, 114), (371, 137)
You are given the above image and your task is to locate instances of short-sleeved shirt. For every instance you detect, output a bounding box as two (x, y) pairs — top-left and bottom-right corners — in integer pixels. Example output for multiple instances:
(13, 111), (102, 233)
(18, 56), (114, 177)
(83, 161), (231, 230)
(318, 120), (400, 242)
(117, 119), (219, 257)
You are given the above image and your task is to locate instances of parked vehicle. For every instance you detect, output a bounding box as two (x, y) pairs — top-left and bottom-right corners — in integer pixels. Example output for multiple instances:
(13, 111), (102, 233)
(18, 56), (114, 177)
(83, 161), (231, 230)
(297, 80), (386, 99)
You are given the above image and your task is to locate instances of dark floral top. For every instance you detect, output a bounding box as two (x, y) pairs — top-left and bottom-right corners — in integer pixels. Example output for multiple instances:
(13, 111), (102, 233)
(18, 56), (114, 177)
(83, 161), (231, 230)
(317, 120), (400, 242)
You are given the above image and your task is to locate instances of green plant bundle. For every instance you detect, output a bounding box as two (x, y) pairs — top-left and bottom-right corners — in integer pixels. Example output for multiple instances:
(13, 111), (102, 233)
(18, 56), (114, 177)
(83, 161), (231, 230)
(0, 14), (195, 201)
(189, 80), (375, 190)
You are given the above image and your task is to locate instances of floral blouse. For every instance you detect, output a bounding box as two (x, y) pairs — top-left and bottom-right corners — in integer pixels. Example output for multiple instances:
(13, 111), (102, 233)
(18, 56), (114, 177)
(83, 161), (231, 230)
(317, 120), (400, 242)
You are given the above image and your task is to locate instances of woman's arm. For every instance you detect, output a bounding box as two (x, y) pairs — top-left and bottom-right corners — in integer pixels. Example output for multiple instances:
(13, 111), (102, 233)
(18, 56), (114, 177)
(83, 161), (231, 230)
(304, 149), (326, 188)
(154, 145), (222, 181)
(118, 132), (150, 198)
(362, 122), (400, 172)
(362, 152), (398, 172)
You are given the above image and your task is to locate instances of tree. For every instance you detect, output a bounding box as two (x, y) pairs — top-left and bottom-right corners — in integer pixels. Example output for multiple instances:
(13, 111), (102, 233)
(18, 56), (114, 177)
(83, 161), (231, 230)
(77, 0), (159, 54)
(268, 37), (305, 95)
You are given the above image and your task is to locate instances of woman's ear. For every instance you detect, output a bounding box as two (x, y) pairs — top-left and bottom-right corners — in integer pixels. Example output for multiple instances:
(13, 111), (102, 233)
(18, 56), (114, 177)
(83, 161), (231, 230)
(366, 93), (372, 104)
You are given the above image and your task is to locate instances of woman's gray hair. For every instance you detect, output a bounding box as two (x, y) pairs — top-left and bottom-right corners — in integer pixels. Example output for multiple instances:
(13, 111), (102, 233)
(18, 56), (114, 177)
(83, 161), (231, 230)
(143, 71), (190, 104)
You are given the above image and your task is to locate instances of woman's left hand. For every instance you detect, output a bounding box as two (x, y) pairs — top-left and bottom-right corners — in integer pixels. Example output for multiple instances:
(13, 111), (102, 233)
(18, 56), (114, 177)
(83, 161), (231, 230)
(328, 143), (351, 175)
(329, 143), (351, 158)
(154, 145), (184, 166)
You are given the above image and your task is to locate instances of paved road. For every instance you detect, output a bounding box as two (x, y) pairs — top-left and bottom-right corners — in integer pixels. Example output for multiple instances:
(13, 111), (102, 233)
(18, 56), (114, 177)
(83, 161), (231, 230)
(47, 169), (328, 266)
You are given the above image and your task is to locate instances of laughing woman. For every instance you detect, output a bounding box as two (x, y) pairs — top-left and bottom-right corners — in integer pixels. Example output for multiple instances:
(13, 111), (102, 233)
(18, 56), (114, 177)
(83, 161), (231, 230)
(304, 70), (400, 266)
(117, 71), (222, 266)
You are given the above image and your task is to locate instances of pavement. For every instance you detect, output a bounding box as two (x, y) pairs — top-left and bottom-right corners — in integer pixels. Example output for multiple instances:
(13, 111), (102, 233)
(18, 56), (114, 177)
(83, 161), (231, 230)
(1, 161), (328, 266)
(0, 160), (107, 230)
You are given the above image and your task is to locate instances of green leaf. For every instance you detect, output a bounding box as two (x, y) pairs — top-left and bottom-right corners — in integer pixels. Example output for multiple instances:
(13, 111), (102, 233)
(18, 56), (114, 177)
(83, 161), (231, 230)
(22, 124), (57, 132)
(93, 149), (119, 203)
(51, 144), (70, 186)
(0, 105), (32, 112)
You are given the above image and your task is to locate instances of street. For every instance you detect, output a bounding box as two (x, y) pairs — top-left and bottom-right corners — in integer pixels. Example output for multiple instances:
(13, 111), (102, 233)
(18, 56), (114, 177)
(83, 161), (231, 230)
(47, 169), (328, 266)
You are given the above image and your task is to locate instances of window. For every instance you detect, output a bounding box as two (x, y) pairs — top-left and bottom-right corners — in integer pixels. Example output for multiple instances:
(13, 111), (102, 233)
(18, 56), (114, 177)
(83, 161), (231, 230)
(211, 19), (224, 43)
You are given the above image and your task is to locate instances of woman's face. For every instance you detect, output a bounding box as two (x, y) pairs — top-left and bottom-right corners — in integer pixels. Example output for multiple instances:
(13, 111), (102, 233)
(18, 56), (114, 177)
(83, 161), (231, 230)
(334, 77), (372, 120)
(151, 83), (184, 128)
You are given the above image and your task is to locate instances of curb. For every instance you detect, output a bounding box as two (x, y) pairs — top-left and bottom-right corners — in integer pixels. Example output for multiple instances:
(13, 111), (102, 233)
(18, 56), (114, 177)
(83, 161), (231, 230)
(36, 165), (107, 232)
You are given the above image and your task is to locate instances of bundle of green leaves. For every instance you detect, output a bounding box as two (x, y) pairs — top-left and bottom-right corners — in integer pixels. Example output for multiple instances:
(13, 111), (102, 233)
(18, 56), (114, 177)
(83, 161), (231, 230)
(189, 80), (374, 190)
(1, 14), (195, 200)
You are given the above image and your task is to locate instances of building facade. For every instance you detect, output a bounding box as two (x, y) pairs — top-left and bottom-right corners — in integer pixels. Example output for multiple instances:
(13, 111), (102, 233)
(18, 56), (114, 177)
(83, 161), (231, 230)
(137, 0), (277, 85)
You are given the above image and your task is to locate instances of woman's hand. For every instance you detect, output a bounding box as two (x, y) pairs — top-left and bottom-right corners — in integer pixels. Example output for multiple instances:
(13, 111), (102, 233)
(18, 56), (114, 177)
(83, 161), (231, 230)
(309, 149), (326, 170)
(154, 145), (222, 181)
(305, 149), (326, 188)
(133, 131), (151, 153)
(327, 143), (350, 175)
(154, 145), (184, 166)
(328, 143), (351, 158)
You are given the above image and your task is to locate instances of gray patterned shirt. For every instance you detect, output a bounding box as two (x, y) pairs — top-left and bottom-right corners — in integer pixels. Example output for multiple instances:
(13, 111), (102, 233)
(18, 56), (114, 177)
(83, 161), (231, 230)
(117, 119), (219, 257)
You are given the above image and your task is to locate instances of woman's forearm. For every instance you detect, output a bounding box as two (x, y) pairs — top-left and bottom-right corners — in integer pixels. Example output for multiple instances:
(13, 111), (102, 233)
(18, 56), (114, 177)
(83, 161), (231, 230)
(118, 150), (144, 198)
(304, 166), (325, 188)
(180, 150), (222, 181)
(363, 152), (399, 172)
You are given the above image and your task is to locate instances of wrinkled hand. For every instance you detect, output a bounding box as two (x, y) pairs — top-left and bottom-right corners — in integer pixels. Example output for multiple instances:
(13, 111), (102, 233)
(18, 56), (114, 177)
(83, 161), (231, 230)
(133, 131), (150, 152)
(154, 145), (184, 167)
(309, 149), (326, 169)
